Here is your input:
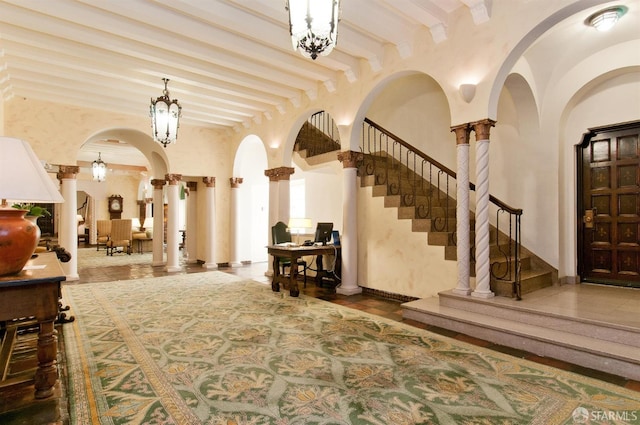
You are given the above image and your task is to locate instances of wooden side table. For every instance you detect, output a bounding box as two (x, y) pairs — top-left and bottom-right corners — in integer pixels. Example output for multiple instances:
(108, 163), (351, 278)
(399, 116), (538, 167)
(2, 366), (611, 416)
(0, 253), (66, 399)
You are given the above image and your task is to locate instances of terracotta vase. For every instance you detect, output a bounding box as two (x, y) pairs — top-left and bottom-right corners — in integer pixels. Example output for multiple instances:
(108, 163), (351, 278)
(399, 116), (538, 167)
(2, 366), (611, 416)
(0, 208), (39, 276)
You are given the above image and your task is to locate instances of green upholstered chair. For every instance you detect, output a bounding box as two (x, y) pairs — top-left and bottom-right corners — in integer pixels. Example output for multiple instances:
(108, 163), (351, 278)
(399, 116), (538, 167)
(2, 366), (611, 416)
(271, 221), (307, 286)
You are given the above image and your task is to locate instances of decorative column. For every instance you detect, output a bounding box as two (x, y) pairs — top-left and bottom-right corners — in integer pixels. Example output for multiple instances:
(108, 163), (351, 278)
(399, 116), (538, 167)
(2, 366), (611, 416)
(151, 179), (166, 267)
(471, 119), (496, 298)
(185, 181), (198, 264)
(57, 166), (79, 281)
(336, 151), (363, 295)
(165, 174), (182, 272)
(229, 177), (244, 267)
(451, 124), (472, 295)
(264, 167), (295, 276)
(202, 177), (217, 269)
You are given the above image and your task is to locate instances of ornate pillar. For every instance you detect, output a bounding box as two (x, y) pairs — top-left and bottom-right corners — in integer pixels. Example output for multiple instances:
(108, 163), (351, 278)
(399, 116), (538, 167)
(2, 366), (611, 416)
(165, 174), (182, 272)
(264, 167), (295, 276)
(229, 177), (244, 267)
(202, 177), (217, 269)
(471, 119), (496, 298)
(336, 151), (363, 295)
(151, 179), (166, 267)
(57, 166), (79, 280)
(185, 181), (198, 264)
(451, 124), (472, 295)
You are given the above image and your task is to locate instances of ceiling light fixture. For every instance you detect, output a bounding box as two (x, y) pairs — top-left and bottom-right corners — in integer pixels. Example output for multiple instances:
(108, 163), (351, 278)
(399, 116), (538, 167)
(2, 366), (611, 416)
(150, 78), (182, 148)
(586, 6), (627, 32)
(92, 152), (106, 182)
(286, 0), (340, 60)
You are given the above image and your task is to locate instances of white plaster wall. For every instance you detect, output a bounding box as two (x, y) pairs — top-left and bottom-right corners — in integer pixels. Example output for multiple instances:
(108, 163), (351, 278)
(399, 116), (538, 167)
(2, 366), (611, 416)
(357, 185), (457, 298)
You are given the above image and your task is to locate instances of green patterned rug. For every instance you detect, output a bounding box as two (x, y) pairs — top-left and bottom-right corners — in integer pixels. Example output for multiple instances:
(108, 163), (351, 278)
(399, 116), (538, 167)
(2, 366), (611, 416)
(62, 272), (640, 424)
(77, 247), (161, 269)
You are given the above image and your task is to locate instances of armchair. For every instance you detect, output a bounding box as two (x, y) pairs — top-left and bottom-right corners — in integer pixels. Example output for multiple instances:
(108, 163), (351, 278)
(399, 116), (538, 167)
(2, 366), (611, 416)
(271, 221), (307, 287)
(96, 219), (111, 251)
(106, 219), (132, 256)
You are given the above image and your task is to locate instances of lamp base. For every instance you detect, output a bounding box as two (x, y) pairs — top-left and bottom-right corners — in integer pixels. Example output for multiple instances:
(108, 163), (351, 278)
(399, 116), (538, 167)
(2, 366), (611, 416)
(0, 208), (39, 276)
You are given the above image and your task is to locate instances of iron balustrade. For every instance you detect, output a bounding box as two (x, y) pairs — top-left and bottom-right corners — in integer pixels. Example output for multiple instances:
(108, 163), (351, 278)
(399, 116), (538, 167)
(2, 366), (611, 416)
(361, 118), (524, 299)
(294, 111), (340, 157)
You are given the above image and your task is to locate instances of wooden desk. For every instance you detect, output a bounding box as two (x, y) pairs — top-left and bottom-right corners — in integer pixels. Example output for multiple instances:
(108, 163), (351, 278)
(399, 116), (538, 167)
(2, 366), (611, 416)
(0, 253), (65, 399)
(267, 244), (340, 297)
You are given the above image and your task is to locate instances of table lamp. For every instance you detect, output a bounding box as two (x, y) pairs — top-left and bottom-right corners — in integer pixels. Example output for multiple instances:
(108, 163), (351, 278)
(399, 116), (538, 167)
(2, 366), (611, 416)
(288, 217), (312, 244)
(0, 137), (65, 276)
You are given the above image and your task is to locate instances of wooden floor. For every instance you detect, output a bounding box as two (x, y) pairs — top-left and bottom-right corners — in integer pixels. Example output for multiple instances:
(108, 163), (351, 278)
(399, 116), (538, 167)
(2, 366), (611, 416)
(1, 255), (638, 424)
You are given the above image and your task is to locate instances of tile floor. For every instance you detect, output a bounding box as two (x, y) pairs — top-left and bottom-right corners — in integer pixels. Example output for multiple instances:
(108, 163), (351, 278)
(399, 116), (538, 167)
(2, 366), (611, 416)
(1, 257), (638, 425)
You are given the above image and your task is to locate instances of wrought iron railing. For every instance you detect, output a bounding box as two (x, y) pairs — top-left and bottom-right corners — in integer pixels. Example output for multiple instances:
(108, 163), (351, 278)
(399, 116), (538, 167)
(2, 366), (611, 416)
(294, 111), (340, 157)
(361, 118), (523, 299)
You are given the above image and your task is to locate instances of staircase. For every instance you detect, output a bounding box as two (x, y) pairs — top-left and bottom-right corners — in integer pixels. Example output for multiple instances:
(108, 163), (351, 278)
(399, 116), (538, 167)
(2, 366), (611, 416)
(359, 119), (555, 298)
(293, 115), (555, 297)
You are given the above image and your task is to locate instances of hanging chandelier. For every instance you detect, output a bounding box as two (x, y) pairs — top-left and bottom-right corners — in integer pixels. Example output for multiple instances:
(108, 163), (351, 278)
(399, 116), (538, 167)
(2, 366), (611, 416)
(92, 152), (106, 182)
(150, 78), (182, 148)
(286, 0), (340, 60)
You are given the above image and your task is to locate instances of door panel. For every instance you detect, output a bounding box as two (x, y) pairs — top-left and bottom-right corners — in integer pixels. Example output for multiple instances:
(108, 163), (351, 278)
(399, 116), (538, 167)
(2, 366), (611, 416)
(577, 122), (640, 287)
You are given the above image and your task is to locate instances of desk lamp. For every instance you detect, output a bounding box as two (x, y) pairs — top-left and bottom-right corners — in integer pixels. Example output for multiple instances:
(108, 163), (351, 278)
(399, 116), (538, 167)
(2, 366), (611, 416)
(0, 137), (64, 276)
(288, 217), (312, 245)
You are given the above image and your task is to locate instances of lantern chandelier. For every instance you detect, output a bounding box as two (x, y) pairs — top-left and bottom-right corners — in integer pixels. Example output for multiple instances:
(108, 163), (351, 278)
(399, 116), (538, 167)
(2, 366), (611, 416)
(92, 152), (106, 182)
(286, 0), (340, 60)
(150, 78), (182, 148)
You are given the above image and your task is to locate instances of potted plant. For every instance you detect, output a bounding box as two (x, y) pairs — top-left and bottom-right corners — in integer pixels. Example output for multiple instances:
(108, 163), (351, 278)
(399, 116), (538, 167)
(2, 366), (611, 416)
(12, 203), (51, 219)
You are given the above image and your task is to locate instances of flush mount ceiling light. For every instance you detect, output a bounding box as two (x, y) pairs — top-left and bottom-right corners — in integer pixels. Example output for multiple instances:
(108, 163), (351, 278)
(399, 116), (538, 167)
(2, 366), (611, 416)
(150, 78), (182, 148)
(586, 6), (627, 32)
(286, 0), (340, 60)
(92, 152), (106, 182)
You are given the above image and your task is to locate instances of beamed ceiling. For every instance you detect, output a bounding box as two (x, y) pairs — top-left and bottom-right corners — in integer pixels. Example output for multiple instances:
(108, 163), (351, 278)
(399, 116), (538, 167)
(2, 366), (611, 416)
(0, 0), (491, 131)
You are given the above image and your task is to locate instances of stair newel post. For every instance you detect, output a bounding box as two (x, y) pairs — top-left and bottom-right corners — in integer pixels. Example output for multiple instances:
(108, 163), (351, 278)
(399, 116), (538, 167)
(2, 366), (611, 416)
(337, 150), (364, 296)
(471, 119), (497, 299)
(451, 124), (473, 295)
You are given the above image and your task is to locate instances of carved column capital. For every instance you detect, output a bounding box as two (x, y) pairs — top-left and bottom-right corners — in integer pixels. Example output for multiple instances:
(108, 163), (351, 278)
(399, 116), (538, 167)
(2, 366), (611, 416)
(230, 177), (244, 188)
(186, 181), (198, 191)
(56, 165), (79, 180)
(165, 173), (182, 185)
(451, 123), (472, 145)
(337, 150), (363, 168)
(264, 167), (295, 181)
(471, 119), (496, 141)
(203, 177), (216, 187)
(151, 179), (166, 190)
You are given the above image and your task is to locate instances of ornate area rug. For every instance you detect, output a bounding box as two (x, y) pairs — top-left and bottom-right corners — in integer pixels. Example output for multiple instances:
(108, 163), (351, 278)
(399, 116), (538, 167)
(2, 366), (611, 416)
(77, 247), (157, 269)
(62, 272), (640, 424)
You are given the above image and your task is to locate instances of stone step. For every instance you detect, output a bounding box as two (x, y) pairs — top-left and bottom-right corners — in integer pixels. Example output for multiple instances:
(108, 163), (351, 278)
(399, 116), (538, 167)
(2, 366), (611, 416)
(402, 296), (640, 380)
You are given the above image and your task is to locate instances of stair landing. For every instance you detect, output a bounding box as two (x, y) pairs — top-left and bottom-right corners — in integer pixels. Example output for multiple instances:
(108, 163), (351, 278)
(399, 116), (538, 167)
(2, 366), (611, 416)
(402, 283), (640, 380)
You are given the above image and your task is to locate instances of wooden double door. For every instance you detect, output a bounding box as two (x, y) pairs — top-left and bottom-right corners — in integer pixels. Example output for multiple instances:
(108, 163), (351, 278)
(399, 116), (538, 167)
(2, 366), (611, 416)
(577, 121), (640, 288)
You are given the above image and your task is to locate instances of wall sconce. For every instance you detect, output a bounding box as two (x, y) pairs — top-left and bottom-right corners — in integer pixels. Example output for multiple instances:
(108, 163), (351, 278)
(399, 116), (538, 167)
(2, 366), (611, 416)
(459, 84), (476, 103)
(586, 6), (627, 32)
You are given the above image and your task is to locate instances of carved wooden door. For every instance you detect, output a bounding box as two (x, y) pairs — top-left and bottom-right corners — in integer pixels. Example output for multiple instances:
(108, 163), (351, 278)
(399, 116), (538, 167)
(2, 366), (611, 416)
(577, 121), (640, 287)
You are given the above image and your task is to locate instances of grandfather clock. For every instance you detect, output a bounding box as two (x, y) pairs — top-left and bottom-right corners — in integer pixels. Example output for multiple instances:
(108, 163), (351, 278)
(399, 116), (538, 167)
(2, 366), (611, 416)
(108, 195), (123, 220)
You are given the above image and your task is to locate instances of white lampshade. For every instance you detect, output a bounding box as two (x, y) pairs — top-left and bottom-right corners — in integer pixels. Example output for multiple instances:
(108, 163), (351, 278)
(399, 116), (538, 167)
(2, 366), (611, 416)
(0, 137), (64, 204)
(131, 218), (141, 230)
(288, 217), (312, 233)
(76, 214), (84, 223)
(142, 217), (154, 229)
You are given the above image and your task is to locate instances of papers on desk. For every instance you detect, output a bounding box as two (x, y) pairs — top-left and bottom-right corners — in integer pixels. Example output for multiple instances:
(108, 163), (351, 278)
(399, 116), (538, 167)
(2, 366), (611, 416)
(275, 242), (298, 247)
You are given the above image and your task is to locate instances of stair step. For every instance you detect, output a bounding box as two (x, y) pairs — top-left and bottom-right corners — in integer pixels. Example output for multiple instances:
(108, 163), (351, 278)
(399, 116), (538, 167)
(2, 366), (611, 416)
(402, 296), (640, 380)
(492, 269), (553, 297)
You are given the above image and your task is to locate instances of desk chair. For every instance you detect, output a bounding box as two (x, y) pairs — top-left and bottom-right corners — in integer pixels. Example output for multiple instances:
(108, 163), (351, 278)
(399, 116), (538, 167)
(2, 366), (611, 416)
(272, 221), (307, 286)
